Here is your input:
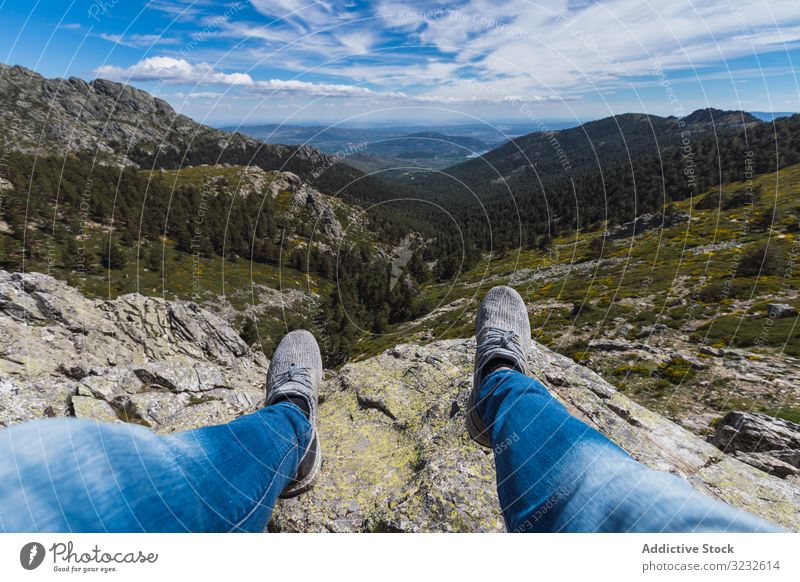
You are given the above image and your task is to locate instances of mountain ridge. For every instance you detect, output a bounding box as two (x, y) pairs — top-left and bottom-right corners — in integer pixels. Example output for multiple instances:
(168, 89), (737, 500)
(0, 63), (377, 196)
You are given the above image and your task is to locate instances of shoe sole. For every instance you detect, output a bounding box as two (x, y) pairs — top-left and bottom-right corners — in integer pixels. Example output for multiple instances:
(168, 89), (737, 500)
(466, 378), (492, 448)
(279, 431), (322, 499)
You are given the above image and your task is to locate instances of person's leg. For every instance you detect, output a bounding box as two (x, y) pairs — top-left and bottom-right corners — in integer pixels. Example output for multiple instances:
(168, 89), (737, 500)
(477, 368), (783, 532)
(0, 402), (310, 532)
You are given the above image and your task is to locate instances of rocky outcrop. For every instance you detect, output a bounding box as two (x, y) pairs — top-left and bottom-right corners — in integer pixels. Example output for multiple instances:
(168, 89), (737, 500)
(0, 270), (267, 432)
(1, 271), (798, 531)
(710, 412), (800, 479)
(272, 340), (800, 531)
(603, 211), (690, 240)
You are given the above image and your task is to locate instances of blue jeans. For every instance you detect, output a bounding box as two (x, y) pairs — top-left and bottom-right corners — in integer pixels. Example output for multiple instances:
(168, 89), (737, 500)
(0, 371), (783, 532)
(0, 403), (310, 532)
(477, 369), (782, 532)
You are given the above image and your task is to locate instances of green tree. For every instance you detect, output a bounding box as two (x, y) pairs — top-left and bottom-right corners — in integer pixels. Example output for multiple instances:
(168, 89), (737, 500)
(100, 239), (128, 270)
(739, 243), (783, 277)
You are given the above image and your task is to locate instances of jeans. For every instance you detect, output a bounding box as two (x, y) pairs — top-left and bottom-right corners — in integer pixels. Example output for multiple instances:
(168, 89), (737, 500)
(0, 403), (310, 532)
(477, 369), (782, 532)
(0, 371), (783, 532)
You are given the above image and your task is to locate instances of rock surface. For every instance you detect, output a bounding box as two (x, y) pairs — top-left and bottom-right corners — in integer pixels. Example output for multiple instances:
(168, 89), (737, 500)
(0, 270), (267, 432)
(710, 411), (800, 478)
(0, 271), (798, 531)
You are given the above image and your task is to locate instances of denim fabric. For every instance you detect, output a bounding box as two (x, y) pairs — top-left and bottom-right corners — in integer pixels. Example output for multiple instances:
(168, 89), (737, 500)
(0, 403), (310, 532)
(476, 369), (783, 532)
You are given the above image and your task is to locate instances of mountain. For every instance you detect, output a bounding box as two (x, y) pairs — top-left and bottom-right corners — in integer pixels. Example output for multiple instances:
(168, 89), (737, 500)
(363, 131), (489, 155)
(0, 64), (310, 172)
(444, 108), (761, 188)
(400, 109), (800, 254)
(222, 122), (516, 152)
(750, 111), (799, 122)
(1, 270), (796, 531)
(345, 131), (492, 175)
(0, 63), (407, 212)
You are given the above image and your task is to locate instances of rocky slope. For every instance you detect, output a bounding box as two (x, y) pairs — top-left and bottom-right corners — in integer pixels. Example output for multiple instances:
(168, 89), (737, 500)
(0, 270), (798, 531)
(0, 64), (338, 180)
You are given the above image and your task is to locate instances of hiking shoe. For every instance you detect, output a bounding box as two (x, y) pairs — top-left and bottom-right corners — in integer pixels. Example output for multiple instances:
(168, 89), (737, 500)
(466, 285), (531, 447)
(265, 329), (322, 498)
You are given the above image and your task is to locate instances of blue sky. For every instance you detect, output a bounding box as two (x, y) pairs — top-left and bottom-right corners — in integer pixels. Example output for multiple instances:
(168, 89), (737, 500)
(2, 0), (800, 125)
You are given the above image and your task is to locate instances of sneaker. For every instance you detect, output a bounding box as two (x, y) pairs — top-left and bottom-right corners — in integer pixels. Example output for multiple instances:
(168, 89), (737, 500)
(265, 329), (322, 498)
(466, 286), (531, 447)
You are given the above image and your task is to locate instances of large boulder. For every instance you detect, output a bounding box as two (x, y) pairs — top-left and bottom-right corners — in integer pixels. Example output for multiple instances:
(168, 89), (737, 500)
(766, 303), (798, 319)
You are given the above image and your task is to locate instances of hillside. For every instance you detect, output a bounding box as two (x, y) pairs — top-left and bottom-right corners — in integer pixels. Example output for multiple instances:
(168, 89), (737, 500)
(402, 109), (800, 254)
(0, 63), (416, 224)
(0, 155), (416, 361)
(0, 270), (797, 531)
(446, 109), (760, 186)
(362, 162), (800, 438)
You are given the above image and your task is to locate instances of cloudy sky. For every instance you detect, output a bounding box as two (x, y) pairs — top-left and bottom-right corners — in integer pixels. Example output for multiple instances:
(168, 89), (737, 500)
(2, 0), (800, 125)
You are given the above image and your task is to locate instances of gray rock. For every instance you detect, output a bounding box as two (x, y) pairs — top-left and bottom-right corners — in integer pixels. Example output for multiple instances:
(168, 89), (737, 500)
(272, 339), (800, 532)
(71, 396), (120, 424)
(636, 323), (667, 338)
(700, 345), (726, 357)
(710, 411), (800, 476)
(0, 270), (267, 433)
(733, 452), (799, 479)
(766, 303), (798, 319)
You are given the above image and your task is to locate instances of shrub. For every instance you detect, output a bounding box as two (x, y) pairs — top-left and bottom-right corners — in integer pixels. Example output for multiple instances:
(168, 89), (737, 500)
(738, 242), (783, 277)
(239, 318), (259, 346)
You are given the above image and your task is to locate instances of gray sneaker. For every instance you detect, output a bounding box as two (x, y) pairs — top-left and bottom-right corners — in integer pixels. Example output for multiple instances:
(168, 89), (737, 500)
(265, 329), (322, 498)
(466, 286), (531, 447)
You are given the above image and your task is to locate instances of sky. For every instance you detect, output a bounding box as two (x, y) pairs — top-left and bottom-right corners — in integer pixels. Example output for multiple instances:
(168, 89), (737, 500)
(1, 0), (800, 126)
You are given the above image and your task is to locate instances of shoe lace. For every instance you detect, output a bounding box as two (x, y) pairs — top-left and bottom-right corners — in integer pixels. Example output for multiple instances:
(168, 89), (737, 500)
(271, 364), (313, 391)
(479, 327), (522, 354)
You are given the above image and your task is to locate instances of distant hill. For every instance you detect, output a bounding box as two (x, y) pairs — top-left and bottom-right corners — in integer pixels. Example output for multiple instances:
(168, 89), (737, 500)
(397, 108), (800, 254)
(443, 108), (761, 187)
(750, 111), (799, 122)
(226, 123), (504, 173)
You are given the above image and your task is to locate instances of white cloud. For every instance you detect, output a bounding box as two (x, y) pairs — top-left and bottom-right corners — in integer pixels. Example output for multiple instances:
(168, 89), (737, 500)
(93, 56), (407, 99)
(249, 78), (407, 98)
(250, 0), (338, 28)
(98, 33), (179, 48)
(365, 0), (800, 98)
(93, 57), (253, 85)
(91, 0), (800, 117)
